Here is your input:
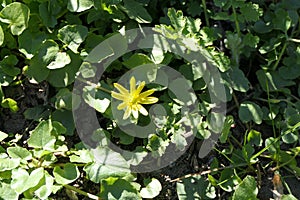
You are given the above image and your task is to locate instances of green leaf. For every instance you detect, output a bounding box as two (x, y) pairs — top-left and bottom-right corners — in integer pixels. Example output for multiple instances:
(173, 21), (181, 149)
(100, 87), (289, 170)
(67, 0), (94, 12)
(83, 147), (131, 183)
(220, 115), (234, 143)
(34, 170), (54, 199)
(53, 163), (80, 185)
(240, 3), (262, 22)
(0, 182), (18, 200)
(47, 52), (71, 69)
(253, 20), (272, 34)
(239, 101), (263, 124)
(232, 176), (258, 200)
(140, 178), (162, 199)
(27, 120), (56, 150)
(100, 178), (141, 200)
(1, 98), (19, 112)
(0, 55), (20, 77)
(7, 146), (32, 160)
(0, 2), (30, 35)
(38, 0), (64, 28)
(123, 53), (154, 69)
(282, 132), (298, 144)
(58, 25), (88, 53)
(171, 127), (188, 151)
(112, 128), (134, 145)
(247, 130), (262, 146)
(272, 8), (291, 32)
(24, 106), (49, 121)
(0, 130), (8, 141)
(176, 175), (216, 199)
(256, 70), (295, 92)
(83, 85), (110, 113)
(0, 158), (20, 172)
(121, 0), (152, 23)
(52, 110), (75, 136)
(11, 167), (44, 194)
(27, 39), (59, 82)
(146, 134), (168, 158)
(0, 25), (4, 46)
(46, 50), (82, 87)
(243, 33), (260, 48)
(54, 88), (72, 110)
(69, 149), (94, 163)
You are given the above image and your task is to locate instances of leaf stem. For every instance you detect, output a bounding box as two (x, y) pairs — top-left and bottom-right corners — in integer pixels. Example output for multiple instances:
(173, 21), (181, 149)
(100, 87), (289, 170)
(201, 0), (210, 26)
(272, 41), (287, 71)
(231, 2), (240, 36)
(64, 184), (101, 200)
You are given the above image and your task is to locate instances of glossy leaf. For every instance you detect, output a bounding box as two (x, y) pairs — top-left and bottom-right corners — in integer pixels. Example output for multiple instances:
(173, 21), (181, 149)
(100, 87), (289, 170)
(121, 0), (152, 23)
(239, 101), (263, 124)
(140, 178), (162, 199)
(176, 175), (216, 199)
(58, 25), (88, 53)
(27, 120), (56, 150)
(232, 176), (258, 200)
(53, 163), (80, 185)
(11, 167), (44, 194)
(0, 2), (30, 35)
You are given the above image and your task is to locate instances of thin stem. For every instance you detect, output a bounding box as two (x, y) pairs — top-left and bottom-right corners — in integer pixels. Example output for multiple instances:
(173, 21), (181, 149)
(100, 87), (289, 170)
(64, 184), (101, 200)
(272, 41), (287, 71)
(231, 3), (240, 36)
(201, 0), (210, 27)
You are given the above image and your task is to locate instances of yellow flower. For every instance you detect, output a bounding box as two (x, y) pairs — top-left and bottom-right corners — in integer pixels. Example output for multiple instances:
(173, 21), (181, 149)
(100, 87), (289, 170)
(111, 76), (158, 119)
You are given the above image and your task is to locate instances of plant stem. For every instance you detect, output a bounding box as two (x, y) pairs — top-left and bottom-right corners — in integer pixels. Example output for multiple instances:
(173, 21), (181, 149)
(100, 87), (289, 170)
(64, 184), (101, 200)
(231, 2), (240, 36)
(201, 0), (210, 26)
(272, 41), (287, 71)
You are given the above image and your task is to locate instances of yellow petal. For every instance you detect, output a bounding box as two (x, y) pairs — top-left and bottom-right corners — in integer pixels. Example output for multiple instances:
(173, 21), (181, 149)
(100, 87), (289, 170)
(117, 102), (127, 110)
(114, 83), (129, 95)
(140, 96), (158, 104)
(132, 105), (139, 119)
(111, 91), (126, 100)
(130, 76), (136, 93)
(138, 104), (148, 116)
(135, 81), (145, 95)
(139, 89), (155, 98)
(123, 107), (131, 119)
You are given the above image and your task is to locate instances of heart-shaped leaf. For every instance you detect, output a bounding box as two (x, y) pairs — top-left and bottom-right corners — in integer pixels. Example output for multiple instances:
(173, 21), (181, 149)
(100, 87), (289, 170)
(0, 2), (30, 35)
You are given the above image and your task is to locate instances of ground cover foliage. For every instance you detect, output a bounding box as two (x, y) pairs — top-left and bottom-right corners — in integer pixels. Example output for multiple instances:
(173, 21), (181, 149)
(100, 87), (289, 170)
(0, 0), (300, 199)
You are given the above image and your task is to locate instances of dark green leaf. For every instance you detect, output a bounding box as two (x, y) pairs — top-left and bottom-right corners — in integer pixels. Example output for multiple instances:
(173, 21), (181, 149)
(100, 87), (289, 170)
(121, 0), (152, 23)
(239, 101), (263, 124)
(247, 130), (262, 146)
(176, 175), (216, 199)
